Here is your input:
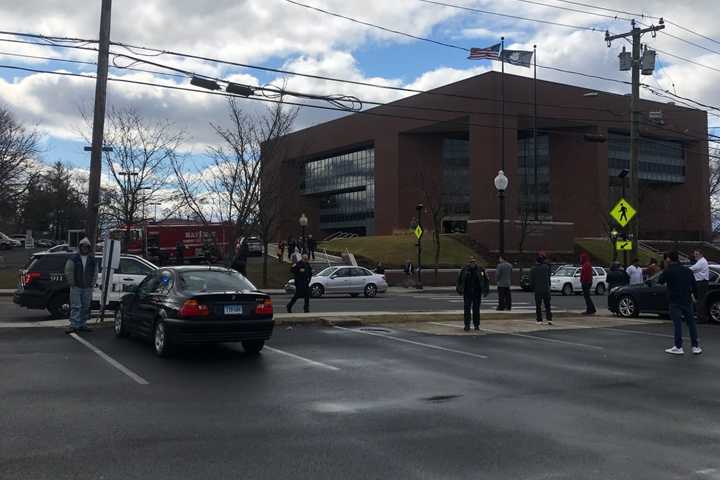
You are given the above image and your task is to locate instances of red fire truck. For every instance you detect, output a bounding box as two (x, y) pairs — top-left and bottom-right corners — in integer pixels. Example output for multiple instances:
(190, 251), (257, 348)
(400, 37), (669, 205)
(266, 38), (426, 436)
(111, 223), (235, 265)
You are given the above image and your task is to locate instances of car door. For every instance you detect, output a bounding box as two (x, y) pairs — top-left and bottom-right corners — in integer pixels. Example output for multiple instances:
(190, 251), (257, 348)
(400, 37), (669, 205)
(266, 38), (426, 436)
(350, 267), (370, 293)
(644, 275), (670, 313)
(328, 267), (352, 293)
(115, 258), (154, 302)
(129, 273), (162, 338)
(572, 268), (582, 290)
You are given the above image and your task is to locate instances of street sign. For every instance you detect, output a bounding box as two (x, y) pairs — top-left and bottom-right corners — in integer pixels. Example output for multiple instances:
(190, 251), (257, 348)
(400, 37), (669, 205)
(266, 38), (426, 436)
(610, 197), (637, 227)
(616, 240), (633, 251)
(414, 225), (423, 239)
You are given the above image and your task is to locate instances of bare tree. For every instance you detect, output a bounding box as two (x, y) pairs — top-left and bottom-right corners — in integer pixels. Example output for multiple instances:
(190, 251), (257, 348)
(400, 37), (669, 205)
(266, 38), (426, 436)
(418, 168), (444, 285)
(709, 148), (720, 233)
(0, 106), (40, 219)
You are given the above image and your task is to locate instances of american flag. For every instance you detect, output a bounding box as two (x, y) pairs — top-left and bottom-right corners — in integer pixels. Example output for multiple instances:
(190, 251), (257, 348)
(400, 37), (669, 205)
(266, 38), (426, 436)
(467, 43), (501, 60)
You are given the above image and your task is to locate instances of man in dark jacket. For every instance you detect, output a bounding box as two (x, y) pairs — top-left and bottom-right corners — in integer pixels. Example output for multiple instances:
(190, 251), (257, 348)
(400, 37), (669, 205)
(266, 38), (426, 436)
(606, 261), (629, 290)
(307, 235), (317, 260)
(495, 256), (513, 311)
(64, 237), (98, 334)
(287, 254), (313, 313)
(580, 252), (596, 315)
(231, 242), (248, 276)
(530, 254), (552, 325)
(175, 240), (185, 266)
(658, 251), (701, 355)
(456, 256), (490, 331)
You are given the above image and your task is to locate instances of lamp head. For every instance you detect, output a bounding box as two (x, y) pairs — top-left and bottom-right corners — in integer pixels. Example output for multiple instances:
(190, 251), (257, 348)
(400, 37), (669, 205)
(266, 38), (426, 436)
(494, 170), (509, 191)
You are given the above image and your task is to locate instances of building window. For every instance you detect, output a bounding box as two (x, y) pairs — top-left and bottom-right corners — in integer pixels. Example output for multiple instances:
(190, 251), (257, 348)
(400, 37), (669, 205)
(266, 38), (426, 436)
(442, 138), (470, 216)
(517, 134), (551, 218)
(608, 134), (685, 183)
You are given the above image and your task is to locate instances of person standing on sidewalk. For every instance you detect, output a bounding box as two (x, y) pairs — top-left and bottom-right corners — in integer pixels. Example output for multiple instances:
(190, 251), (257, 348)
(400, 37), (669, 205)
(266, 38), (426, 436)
(403, 259), (414, 288)
(626, 258), (644, 286)
(580, 252), (596, 315)
(689, 249), (710, 322)
(64, 237), (97, 334)
(495, 256), (512, 311)
(307, 235), (317, 260)
(456, 256), (489, 331)
(658, 251), (701, 355)
(287, 254), (313, 313)
(530, 254), (552, 325)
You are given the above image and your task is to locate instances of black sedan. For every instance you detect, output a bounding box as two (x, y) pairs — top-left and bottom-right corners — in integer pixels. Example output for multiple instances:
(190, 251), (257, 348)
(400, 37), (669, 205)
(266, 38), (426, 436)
(114, 266), (274, 356)
(608, 266), (720, 321)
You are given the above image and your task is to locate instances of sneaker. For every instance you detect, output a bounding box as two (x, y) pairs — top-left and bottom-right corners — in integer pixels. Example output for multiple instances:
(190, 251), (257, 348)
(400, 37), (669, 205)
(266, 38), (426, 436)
(536, 320), (543, 324)
(692, 346), (703, 355)
(64, 327), (76, 335)
(665, 346), (684, 355)
(78, 325), (93, 332)
(474, 326), (480, 331)
(463, 326), (470, 332)
(546, 321), (553, 326)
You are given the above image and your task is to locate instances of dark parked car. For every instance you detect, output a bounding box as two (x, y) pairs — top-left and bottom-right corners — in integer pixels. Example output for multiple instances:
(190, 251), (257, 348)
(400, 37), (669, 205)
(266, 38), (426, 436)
(13, 252), (75, 318)
(520, 263), (564, 292)
(240, 236), (264, 257)
(114, 266), (274, 356)
(608, 265), (720, 321)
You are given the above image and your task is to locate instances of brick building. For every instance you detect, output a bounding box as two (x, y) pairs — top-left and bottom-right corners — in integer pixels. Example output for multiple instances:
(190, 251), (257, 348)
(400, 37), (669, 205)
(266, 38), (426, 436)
(265, 72), (711, 253)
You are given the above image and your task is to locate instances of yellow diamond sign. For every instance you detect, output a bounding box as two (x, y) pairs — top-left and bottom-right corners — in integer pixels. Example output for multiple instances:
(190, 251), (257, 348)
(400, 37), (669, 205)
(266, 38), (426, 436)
(414, 225), (424, 239)
(615, 240), (633, 251)
(610, 197), (637, 227)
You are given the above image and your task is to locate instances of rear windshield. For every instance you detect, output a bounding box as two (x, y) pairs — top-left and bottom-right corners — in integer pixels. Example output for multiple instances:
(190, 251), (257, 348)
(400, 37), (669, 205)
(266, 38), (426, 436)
(177, 270), (256, 294)
(28, 255), (70, 272)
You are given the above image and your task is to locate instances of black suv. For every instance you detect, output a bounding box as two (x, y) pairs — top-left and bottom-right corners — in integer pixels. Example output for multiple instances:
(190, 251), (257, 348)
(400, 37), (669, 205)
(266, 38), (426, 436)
(14, 252), (75, 318)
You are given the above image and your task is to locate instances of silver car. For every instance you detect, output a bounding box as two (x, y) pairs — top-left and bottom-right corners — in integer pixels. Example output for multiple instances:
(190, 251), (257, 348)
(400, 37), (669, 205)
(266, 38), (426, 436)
(284, 266), (388, 298)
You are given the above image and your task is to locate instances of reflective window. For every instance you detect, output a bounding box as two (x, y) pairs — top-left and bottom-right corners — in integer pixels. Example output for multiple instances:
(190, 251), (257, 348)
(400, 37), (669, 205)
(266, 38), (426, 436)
(608, 134), (685, 183)
(517, 134), (551, 218)
(442, 139), (470, 215)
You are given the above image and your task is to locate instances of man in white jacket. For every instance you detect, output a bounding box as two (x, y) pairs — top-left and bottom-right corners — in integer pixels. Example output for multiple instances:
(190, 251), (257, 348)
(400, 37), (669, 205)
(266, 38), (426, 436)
(690, 250), (710, 321)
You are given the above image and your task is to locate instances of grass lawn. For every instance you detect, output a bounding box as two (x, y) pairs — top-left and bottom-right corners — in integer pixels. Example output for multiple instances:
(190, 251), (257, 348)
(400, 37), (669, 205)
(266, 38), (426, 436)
(576, 238), (656, 266)
(319, 235), (480, 268)
(0, 269), (18, 289)
(245, 258), (291, 289)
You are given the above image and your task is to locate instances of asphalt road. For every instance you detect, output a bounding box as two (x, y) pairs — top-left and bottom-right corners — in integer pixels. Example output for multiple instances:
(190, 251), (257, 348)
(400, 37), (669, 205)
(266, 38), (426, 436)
(2, 318), (719, 479)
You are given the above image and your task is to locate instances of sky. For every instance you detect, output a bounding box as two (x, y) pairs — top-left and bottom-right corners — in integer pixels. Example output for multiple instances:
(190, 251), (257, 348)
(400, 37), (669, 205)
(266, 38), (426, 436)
(0, 0), (718, 172)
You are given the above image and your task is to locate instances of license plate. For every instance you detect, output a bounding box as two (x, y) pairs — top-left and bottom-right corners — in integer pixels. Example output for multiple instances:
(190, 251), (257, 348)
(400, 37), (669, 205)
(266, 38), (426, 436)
(224, 305), (243, 315)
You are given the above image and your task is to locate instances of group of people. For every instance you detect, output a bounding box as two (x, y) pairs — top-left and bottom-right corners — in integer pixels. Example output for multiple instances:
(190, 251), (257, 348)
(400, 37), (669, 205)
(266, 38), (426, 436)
(278, 236), (317, 263)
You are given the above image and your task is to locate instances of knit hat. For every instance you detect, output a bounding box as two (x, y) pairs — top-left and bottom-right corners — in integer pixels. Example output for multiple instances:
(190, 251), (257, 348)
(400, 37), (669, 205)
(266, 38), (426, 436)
(79, 237), (91, 247)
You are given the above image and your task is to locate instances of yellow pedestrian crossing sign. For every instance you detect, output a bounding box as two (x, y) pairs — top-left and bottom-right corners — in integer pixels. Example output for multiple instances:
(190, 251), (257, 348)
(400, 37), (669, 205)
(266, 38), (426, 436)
(616, 240), (633, 251)
(414, 225), (423, 239)
(610, 197), (636, 227)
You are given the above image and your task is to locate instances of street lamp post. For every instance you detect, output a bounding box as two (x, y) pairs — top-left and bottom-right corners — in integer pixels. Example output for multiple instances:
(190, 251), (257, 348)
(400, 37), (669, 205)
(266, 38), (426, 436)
(299, 213), (308, 255)
(610, 229), (619, 263)
(494, 170), (509, 257)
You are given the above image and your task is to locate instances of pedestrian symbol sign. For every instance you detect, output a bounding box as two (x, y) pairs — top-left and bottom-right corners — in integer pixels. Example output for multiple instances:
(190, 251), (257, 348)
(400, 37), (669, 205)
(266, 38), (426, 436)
(414, 225), (423, 239)
(610, 197), (636, 227)
(616, 240), (633, 251)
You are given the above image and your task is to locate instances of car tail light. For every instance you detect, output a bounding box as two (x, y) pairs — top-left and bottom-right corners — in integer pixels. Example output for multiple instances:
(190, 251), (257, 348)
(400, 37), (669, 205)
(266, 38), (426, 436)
(22, 271), (41, 287)
(255, 298), (273, 315)
(178, 299), (209, 317)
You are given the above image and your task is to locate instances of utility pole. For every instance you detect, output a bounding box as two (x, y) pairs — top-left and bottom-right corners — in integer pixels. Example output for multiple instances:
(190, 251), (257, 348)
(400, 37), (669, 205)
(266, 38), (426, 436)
(605, 19), (664, 261)
(86, 0), (113, 247)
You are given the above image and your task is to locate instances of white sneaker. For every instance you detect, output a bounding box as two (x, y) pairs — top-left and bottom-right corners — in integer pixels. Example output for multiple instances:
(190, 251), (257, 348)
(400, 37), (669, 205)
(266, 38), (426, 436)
(665, 346), (684, 355)
(692, 347), (703, 355)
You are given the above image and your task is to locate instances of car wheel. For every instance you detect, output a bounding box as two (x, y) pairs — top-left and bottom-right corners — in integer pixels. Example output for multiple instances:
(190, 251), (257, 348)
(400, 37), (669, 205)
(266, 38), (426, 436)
(153, 320), (172, 357)
(47, 294), (70, 319)
(595, 283), (606, 295)
(242, 339), (264, 354)
(114, 305), (128, 338)
(364, 283), (377, 298)
(708, 299), (720, 323)
(561, 283), (573, 296)
(617, 295), (639, 318)
(350, 293), (359, 298)
(310, 284), (324, 298)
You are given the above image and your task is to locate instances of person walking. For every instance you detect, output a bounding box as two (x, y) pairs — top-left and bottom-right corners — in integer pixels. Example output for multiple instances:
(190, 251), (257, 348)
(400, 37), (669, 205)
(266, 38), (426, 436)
(64, 237), (98, 334)
(580, 252), (596, 315)
(287, 254), (313, 313)
(658, 251), (701, 355)
(456, 256), (490, 331)
(495, 256), (512, 311)
(277, 240), (285, 263)
(231, 242), (248, 276)
(626, 258), (644, 286)
(689, 249), (710, 322)
(403, 259), (414, 288)
(307, 235), (317, 260)
(530, 254), (552, 325)
(374, 262), (385, 275)
(175, 240), (185, 266)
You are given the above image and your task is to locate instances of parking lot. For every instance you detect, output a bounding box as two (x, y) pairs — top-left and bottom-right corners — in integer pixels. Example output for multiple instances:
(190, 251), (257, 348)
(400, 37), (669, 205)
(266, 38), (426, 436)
(2, 312), (720, 480)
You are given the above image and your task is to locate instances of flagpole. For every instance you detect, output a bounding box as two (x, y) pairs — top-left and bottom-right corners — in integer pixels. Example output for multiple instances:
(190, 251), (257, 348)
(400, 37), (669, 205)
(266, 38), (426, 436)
(533, 44), (538, 220)
(500, 36), (505, 172)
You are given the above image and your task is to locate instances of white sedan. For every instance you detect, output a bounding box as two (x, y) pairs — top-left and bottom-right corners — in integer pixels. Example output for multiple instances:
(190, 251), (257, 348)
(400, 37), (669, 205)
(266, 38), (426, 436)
(550, 265), (608, 296)
(284, 266), (388, 298)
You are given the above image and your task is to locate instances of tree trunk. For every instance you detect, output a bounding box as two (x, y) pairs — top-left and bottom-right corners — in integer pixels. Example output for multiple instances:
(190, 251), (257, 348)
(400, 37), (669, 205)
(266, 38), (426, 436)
(262, 240), (269, 288)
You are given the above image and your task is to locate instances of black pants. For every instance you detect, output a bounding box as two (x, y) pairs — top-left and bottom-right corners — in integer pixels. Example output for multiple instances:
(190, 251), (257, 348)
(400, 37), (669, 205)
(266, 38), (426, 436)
(464, 295), (481, 328)
(695, 280), (709, 320)
(582, 282), (596, 313)
(287, 290), (310, 312)
(534, 292), (552, 322)
(497, 287), (512, 310)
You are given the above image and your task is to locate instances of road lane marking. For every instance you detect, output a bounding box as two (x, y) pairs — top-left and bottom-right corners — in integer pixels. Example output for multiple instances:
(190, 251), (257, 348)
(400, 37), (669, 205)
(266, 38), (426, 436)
(334, 325), (488, 359)
(598, 327), (674, 338)
(265, 346), (340, 371)
(69, 333), (149, 385)
(430, 322), (604, 351)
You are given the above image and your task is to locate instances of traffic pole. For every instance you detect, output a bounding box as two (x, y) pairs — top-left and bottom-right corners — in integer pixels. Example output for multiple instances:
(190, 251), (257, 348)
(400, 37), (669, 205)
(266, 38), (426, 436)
(86, 0), (113, 248)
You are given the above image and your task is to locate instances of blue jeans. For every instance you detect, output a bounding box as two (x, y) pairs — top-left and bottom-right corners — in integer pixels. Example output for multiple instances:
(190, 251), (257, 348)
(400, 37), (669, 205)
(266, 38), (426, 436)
(69, 287), (93, 328)
(669, 303), (699, 349)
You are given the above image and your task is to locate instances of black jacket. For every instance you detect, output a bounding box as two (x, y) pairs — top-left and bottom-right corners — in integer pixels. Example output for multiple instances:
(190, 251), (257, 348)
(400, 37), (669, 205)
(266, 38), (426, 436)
(456, 265), (489, 298)
(291, 261), (313, 294)
(606, 269), (629, 290)
(530, 262), (551, 294)
(658, 263), (697, 305)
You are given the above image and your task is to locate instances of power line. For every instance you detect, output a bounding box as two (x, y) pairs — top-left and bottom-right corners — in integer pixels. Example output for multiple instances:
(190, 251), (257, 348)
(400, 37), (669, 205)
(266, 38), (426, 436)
(664, 19), (720, 48)
(544, 1), (659, 20)
(653, 46), (720, 74)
